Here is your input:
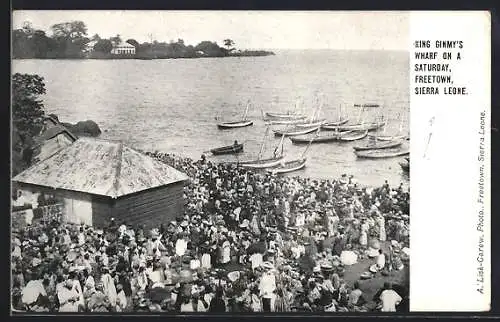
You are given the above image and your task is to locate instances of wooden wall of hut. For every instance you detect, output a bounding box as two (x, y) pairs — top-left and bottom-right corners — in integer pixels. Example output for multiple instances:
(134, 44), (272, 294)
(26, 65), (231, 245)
(111, 182), (185, 230)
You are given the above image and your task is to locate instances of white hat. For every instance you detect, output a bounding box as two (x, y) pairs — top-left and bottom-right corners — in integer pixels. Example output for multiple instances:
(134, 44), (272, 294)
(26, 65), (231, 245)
(261, 261), (274, 270)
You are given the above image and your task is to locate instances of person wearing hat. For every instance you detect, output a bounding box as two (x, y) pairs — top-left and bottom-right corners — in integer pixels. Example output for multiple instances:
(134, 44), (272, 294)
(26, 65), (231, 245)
(57, 279), (80, 312)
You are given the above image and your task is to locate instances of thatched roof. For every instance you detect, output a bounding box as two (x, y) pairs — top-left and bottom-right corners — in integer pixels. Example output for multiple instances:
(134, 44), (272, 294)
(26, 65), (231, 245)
(13, 137), (190, 198)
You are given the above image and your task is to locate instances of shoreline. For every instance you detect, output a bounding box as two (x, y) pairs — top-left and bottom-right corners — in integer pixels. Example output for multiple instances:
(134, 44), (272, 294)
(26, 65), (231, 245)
(12, 53), (276, 61)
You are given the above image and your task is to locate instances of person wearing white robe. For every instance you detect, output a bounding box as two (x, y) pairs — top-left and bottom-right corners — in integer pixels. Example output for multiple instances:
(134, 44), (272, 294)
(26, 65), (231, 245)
(175, 238), (187, 257)
(58, 280), (80, 312)
(259, 271), (276, 312)
(101, 270), (117, 307)
(115, 285), (127, 312)
(380, 288), (402, 312)
(21, 279), (47, 309)
(221, 240), (231, 264)
(201, 252), (211, 269)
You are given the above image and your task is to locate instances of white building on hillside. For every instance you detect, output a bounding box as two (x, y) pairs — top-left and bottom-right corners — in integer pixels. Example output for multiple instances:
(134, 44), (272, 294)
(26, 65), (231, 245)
(111, 41), (136, 55)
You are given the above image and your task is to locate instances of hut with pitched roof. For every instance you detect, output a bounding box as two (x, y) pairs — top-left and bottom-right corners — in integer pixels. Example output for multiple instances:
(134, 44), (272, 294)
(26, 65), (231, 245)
(12, 137), (190, 228)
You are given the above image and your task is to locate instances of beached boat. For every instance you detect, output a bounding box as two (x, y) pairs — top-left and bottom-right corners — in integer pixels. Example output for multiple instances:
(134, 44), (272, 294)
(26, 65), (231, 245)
(339, 130), (368, 141)
(295, 119), (326, 128)
(238, 128), (286, 169)
(273, 125), (321, 137)
(353, 139), (402, 151)
(270, 158), (307, 174)
(210, 143), (244, 155)
(217, 101), (253, 129)
(290, 130), (351, 144)
(322, 121), (386, 132)
(239, 155), (285, 169)
(355, 147), (410, 159)
(271, 130), (316, 174)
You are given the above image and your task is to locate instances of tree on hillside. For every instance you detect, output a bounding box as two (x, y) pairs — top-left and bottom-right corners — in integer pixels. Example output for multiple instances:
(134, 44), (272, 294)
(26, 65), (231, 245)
(223, 39), (235, 51)
(12, 73), (47, 174)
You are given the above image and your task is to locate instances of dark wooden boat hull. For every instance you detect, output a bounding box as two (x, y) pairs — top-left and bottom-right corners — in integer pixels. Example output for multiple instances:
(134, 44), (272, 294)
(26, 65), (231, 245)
(290, 133), (346, 144)
(353, 140), (402, 151)
(210, 144), (244, 155)
(217, 120), (253, 129)
(322, 122), (386, 132)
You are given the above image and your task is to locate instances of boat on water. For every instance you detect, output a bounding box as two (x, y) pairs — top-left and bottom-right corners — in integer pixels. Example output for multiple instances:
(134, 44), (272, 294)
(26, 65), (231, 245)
(270, 158), (307, 174)
(290, 130), (351, 144)
(264, 112), (306, 120)
(322, 121), (386, 132)
(217, 100), (253, 129)
(237, 128), (286, 169)
(263, 97), (306, 121)
(210, 142), (244, 155)
(271, 130), (316, 174)
(368, 134), (407, 141)
(338, 130), (368, 141)
(353, 139), (402, 151)
(322, 118), (349, 127)
(354, 103), (380, 108)
(217, 120), (253, 129)
(355, 147), (410, 159)
(274, 125), (321, 137)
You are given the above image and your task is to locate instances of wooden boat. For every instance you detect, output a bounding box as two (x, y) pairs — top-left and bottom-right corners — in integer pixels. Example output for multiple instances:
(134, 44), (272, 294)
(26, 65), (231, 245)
(264, 112), (306, 120)
(263, 97), (306, 121)
(355, 147), (410, 159)
(237, 128), (286, 169)
(217, 120), (253, 129)
(210, 143), (244, 155)
(271, 131), (316, 174)
(368, 134), (407, 141)
(295, 119), (326, 128)
(239, 155), (285, 169)
(217, 101), (253, 129)
(266, 118), (306, 126)
(353, 139), (402, 151)
(322, 121), (386, 132)
(338, 130), (368, 141)
(270, 158), (307, 174)
(274, 125), (321, 137)
(322, 118), (349, 127)
(290, 131), (352, 144)
(354, 103), (380, 108)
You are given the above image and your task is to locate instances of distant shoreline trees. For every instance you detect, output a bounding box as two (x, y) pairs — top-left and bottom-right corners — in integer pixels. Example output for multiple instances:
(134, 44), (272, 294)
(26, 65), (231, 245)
(12, 21), (275, 60)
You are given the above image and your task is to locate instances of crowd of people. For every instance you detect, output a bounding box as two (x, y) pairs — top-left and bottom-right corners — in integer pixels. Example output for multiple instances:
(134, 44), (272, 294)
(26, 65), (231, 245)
(11, 152), (410, 313)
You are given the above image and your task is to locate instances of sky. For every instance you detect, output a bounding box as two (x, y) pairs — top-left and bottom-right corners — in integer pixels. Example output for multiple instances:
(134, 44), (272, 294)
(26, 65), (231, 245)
(12, 11), (409, 50)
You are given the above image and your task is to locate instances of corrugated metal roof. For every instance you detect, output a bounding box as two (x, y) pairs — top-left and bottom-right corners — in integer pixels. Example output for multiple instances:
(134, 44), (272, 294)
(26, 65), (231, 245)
(13, 137), (190, 198)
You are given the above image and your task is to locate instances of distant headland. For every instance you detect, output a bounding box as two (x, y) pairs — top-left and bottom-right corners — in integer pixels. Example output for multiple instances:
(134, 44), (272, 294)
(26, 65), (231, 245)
(12, 20), (275, 60)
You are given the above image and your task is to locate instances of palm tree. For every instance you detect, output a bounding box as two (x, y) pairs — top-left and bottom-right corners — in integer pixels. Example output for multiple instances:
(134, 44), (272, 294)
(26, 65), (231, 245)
(223, 39), (235, 51)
